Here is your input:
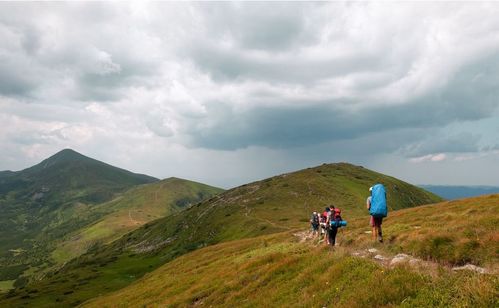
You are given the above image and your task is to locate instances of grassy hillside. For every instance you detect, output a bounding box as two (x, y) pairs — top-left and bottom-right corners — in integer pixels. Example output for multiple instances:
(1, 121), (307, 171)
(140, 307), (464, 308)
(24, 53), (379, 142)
(84, 241), (496, 307)
(0, 163), (442, 307)
(51, 177), (224, 264)
(341, 194), (499, 268)
(83, 195), (498, 307)
(0, 149), (159, 285)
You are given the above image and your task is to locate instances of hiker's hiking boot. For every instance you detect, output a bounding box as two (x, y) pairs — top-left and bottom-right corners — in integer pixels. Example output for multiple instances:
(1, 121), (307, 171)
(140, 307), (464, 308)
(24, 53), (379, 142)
(378, 235), (383, 243)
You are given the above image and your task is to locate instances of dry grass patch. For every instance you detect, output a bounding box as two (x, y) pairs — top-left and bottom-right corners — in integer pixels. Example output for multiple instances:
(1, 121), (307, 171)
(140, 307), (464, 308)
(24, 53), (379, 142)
(83, 232), (497, 308)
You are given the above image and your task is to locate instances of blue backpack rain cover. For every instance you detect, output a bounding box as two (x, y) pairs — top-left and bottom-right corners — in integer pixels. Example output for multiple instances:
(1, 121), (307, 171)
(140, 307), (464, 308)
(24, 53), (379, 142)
(370, 184), (387, 218)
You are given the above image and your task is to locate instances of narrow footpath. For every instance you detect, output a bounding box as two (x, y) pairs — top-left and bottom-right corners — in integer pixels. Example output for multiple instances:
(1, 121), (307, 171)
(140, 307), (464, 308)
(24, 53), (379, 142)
(293, 230), (496, 276)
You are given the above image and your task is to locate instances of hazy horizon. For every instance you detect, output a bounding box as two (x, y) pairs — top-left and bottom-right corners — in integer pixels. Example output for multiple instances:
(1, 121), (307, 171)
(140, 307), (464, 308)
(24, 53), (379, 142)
(1, 2), (498, 188)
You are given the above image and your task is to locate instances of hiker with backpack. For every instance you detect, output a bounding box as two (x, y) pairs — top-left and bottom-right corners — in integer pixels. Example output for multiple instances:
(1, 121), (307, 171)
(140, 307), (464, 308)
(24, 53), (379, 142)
(367, 184), (388, 243)
(327, 206), (343, 246)
(310, 211), (320, 237)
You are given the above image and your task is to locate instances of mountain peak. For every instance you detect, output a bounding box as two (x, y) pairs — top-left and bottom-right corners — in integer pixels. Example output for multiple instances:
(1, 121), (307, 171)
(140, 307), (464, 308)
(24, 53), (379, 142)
(20, 149), (157, 184)
(49, 148), (87, 160)
(27, 149), (92, 171)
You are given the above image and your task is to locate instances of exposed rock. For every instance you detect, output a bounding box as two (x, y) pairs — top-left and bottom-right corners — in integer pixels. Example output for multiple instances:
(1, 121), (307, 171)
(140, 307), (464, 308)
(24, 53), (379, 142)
(132, 236), (177, 253)
(32, 192), (44, 200)
(367, 248), (378, 253)
(452, 264), (488, 274)
(390, 253), (412, 266)
(374, 254), (387, 261)
(408, 259), (421, 266)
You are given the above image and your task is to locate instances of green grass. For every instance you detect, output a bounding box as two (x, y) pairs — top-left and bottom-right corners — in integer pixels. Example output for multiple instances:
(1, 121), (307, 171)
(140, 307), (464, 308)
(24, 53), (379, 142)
(0, 163), (443, 307)
(83, 232), (498, 307)
(51, 177), (223, 264)
(0, 281), (14, 294)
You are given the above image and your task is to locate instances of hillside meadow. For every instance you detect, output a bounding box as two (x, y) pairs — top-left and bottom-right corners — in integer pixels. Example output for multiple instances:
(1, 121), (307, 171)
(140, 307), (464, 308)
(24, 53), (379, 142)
(52, 178), (223, 264)
(84, 232), (497, 307)
(341, 194), (499, 269)
(82, 194), (498, 307)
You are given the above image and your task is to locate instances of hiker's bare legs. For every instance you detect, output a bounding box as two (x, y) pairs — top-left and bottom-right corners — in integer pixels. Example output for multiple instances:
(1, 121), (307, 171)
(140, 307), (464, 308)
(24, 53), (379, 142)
(372, 226), (377, 241)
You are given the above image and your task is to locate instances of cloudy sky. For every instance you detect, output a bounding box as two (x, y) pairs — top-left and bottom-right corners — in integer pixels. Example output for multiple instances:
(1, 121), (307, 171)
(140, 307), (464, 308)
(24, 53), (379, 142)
(1, 2), (499, 188)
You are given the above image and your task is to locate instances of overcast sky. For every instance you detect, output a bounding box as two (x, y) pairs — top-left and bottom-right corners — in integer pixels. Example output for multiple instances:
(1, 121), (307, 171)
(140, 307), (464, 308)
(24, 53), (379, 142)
(1, 2), (498, 188)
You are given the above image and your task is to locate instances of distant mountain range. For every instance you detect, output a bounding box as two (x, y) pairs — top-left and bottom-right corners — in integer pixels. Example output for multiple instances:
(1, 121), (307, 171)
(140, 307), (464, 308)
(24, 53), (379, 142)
(419, 185), (499, 200)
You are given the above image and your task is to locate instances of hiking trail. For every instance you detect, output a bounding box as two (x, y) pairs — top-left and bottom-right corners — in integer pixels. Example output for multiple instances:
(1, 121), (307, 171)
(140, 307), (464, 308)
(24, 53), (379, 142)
(292, 230), (496, 276)
(128, 210), (139, 225)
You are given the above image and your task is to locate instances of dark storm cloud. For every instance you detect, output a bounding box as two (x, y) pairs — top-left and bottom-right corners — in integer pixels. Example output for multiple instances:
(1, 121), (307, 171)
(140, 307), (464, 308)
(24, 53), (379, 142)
(0, 62), (37, 96)
(400, 133), (481, 157)
(197, 2), (319, 51)
(0, 2), (161, 102)
(186, 42), (383, 84)
(185, 52), (499, 152)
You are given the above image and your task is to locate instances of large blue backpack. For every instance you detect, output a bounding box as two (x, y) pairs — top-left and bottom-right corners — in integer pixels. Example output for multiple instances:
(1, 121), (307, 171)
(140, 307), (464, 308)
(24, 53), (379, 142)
(370, 184), (387, 218)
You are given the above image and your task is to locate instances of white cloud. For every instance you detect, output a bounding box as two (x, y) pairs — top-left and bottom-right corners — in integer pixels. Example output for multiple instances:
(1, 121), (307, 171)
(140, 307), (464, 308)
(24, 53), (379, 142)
(410, 153), (447, 163)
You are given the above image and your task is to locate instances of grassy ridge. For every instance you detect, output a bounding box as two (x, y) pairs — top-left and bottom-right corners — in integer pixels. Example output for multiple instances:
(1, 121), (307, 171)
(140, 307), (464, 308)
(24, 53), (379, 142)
(51, 177), (224, 264)
(83, 231), (498, 307)
(0, 163), (442, 307)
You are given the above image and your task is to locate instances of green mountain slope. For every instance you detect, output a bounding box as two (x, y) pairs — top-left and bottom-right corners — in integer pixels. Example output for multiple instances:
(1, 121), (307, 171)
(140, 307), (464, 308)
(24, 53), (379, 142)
(83, 194), (499, 307)
(0, 149), (157, 200)
(51, 177), (224, 264)
(0, 149), (159, 279)
(0, 149), (222, 293)
(0, 171), (15, 179)
(2, 163), (442, 307)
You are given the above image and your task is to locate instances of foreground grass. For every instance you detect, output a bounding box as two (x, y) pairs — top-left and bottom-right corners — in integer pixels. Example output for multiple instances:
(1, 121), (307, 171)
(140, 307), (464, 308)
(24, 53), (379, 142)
(84, 233), (498, 307)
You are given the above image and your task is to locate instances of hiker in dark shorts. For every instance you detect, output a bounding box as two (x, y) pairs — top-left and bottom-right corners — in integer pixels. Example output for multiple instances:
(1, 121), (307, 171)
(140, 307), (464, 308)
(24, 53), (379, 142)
(367, 188), (383, 242)
(327, 206), (342, 246)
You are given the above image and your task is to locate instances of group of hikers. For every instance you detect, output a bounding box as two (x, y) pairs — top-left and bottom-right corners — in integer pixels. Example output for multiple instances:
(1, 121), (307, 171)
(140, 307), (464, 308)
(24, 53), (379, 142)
(309, 206), (344, 246)
(309, 184), (387, 246)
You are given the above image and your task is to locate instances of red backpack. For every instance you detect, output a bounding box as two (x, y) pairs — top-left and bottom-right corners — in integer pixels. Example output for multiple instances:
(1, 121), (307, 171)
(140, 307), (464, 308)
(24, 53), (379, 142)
(321, 211), (328, 223)
(333, 208), (341, 219)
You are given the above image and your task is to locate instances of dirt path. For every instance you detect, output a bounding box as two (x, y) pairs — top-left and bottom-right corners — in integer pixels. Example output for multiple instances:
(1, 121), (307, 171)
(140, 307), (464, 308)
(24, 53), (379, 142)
(293, 230), (495, 276)
(128, 210), (139, 225)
